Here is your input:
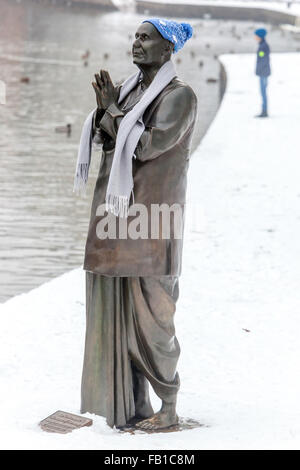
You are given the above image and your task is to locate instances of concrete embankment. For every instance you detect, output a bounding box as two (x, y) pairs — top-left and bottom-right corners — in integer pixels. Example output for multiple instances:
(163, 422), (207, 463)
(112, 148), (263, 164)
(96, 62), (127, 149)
(36, 0), (118, 10)
(136, 0), (300, 25)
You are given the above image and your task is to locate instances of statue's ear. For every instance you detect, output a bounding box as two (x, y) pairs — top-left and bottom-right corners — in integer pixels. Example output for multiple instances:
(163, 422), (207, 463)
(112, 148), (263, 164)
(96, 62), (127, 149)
(164, 41), (174, 57)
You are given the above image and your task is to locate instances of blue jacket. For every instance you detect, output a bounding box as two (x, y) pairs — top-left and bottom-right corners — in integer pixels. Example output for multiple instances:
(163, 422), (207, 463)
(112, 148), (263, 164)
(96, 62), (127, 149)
(256, 38), (271, 77)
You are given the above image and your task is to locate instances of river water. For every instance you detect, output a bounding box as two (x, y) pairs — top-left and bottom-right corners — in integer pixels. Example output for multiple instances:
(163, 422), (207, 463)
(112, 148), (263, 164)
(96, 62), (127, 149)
(0, 0), (299, 302)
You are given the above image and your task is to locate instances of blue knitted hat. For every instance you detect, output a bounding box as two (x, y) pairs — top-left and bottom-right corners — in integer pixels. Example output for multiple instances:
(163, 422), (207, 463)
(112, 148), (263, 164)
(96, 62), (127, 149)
(142, 18), (193, 53)
(254, 28), (267, 38)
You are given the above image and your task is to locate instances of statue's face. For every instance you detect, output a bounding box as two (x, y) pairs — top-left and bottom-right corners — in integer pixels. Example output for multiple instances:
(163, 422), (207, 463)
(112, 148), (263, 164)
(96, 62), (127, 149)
(132, 22), (172, 65)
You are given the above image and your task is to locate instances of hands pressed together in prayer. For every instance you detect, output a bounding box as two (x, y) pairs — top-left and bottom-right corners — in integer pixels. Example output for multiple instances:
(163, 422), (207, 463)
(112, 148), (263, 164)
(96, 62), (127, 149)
(92, 70), (118, 110)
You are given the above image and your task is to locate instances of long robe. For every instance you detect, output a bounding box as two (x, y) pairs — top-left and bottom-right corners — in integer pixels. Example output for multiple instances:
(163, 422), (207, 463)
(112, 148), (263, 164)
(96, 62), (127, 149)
(81, 273), (180, 428)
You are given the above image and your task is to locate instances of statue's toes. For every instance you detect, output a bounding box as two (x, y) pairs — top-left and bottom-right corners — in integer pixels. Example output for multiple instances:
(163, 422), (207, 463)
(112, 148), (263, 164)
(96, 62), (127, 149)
(145, 422), (156, 430)
(145, 420), (161, 430)
(136, 418), (156, 430)
(138, 421), (151, 429)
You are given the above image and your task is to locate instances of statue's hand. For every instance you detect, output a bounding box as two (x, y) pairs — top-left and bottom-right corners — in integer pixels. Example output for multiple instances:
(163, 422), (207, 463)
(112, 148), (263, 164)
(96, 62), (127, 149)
(92, 70), (118, 110)
(92, 79), (103, 110)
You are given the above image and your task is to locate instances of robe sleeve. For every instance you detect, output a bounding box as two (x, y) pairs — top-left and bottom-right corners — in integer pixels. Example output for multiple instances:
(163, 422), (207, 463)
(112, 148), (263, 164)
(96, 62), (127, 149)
(97, 85), (197, 161)
(135, 86), (197, 162)
(91, 108), (106, 144)
(97, 102), (125, 141)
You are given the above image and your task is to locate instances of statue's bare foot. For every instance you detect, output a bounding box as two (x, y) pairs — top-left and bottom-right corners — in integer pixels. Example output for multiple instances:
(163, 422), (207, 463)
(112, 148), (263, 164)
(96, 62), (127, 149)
(135, 410), (179, 430)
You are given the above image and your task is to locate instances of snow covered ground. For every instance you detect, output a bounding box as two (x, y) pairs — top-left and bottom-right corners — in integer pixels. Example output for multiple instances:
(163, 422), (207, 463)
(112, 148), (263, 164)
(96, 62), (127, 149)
(1, 52), (300, 450)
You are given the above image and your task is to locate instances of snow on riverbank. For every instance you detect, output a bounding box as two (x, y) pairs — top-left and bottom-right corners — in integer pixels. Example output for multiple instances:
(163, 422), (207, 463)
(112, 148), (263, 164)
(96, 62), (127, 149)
(1, 52), (300, 449)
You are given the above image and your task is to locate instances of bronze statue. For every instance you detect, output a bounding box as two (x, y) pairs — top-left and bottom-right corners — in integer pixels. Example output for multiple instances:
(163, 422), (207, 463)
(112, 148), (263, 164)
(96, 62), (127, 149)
(78, 19), (197, 431)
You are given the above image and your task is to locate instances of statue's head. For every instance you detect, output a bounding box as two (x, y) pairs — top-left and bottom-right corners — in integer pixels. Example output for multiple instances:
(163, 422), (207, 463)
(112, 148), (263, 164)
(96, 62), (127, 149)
(132, 22), (173, 66)
(132, 19), (193, 67)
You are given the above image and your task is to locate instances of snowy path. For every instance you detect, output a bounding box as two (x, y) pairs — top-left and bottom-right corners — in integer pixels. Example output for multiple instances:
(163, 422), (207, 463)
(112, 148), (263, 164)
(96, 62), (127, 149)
(1, 53), (300, 449)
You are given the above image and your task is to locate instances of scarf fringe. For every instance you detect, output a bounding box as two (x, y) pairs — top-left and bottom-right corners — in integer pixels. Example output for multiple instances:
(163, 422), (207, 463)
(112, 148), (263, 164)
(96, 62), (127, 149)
(73, 163), (89, 194)
(106, 192), (134, 218)
(106, 194), (129, 218)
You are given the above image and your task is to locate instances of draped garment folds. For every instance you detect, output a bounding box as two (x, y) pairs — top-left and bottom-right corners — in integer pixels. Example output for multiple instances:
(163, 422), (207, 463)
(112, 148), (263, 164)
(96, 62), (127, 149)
(81, 273), (180, 428)
(81, 75), (197, 428)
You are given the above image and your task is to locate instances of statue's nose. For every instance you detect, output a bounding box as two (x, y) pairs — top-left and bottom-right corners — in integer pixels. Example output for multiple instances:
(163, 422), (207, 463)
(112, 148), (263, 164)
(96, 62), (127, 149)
(133, 37), (141, 48)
